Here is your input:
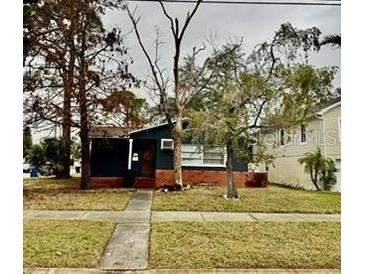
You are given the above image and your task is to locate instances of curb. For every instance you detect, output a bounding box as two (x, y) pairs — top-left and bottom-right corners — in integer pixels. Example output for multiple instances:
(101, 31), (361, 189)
(24, 268), (341, 274)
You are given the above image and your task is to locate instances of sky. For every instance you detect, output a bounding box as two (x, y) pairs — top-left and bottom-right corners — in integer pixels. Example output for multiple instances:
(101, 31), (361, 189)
(33, 1), (341, 142)
(103, 1), (341, 96)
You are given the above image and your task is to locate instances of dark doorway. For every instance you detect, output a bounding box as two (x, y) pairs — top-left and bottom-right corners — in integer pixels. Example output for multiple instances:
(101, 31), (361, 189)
(133, 140), (156, 178)
(141, 142), (156, 177)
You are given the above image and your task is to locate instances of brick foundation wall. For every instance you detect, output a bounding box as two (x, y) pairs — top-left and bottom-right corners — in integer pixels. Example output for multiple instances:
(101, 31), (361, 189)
(155, 169), (268, 188)
(91, 170), (268, 188)
(91, 177), (125, 188)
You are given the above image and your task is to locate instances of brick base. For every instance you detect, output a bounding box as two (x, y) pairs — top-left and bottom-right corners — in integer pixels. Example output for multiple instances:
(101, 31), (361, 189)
(155, 169), (268, 188)
(91, 177), (125, 188)
(91, 170), (268, 188)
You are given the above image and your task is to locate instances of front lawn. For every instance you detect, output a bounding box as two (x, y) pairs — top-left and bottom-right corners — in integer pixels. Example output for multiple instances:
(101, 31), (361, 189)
(149, 221), (340, 269)
(24, 178), (135, 210)
(153, 185), (340, 213)
(24, 220), (115, 268)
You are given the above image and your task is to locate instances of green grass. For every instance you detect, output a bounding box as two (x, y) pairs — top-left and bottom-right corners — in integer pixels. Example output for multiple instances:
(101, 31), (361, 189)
(24, 220), (115, 268)
(149, 222), (340, 269)
(24, 178), (135, 210)
(153, 185), (340, 213)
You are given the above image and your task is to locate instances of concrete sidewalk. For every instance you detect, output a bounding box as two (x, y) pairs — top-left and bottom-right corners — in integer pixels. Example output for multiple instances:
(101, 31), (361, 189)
(24, 210), (340, 222)
(24, 268), (341, 274)
(151, 211), (341, 222)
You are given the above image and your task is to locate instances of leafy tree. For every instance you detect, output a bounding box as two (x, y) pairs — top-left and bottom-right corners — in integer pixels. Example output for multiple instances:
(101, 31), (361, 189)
(29, 137), (75, 177)
(24, 0), (136, 188)
(29, 144), (45, 169)
(186, 23), (337, 199)
(74, 0), (136, 189)
(23, 0), (40, 63)
(298, 148), (337, 191)
(23, 127), (33, 157)
(24, 0), (81, 178)
(71, 137), (81, 160)
(99, 90), (147, 128)
(41, 138), (65, 178)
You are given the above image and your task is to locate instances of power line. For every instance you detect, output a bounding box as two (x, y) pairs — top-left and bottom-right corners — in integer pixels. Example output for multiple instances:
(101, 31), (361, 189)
(126, 0), (341, 6)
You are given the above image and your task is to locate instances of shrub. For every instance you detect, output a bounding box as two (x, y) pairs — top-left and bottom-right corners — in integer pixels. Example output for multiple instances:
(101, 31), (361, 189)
(29, 144), (45, 169)
(321, 159), (337, 191)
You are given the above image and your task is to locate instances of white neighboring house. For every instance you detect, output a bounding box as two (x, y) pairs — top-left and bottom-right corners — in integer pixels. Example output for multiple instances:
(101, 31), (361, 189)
(253, 98), (341, 191)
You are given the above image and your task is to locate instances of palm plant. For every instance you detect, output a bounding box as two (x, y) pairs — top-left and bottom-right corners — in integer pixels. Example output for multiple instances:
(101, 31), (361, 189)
(320, 34), (341, 48)
(298, 148), (337, 191)
(298, 148), (325, 190)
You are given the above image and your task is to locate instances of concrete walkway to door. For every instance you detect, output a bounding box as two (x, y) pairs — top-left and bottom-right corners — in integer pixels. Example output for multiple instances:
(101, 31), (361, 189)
(99, 190), (153, 271)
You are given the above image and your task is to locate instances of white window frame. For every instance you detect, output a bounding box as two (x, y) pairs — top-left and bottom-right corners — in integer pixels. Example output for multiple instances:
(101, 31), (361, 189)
(181, 144), (227, 168)
(300, 124), (307, 145)
(161, 138), (174, 150)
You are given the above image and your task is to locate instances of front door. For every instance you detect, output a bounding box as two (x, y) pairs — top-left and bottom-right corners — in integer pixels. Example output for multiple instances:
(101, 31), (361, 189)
(140, 142), (156, 178)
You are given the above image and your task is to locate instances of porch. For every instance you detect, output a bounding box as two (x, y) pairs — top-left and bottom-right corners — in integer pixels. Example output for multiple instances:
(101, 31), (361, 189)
(90, 137), (157, 188)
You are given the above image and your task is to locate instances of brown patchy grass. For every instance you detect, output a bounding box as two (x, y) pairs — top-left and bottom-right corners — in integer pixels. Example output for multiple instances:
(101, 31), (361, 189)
(152, 185), (340, 213)
(24, 220), (115, 268)
(24, 178), (135, 210)
(149, 221), (340, 269)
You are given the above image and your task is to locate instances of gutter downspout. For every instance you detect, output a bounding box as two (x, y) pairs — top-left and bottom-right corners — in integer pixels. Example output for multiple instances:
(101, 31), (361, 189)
(315, 113), (325, 157)
(128, 138), (133, 170)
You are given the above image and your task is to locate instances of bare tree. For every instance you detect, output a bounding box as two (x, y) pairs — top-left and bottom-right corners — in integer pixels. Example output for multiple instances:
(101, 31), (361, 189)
(126, 0), (203, 188)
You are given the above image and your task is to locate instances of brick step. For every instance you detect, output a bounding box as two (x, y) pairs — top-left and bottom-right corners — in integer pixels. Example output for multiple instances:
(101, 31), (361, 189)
(134, 178), (155, 188)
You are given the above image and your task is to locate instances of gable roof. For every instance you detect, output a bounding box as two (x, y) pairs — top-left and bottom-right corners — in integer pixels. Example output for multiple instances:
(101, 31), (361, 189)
(89, 118), (189, 138)
(128, 121), (170, 135)
(89, 126), (134, 138)
(315, 97), (341, 115)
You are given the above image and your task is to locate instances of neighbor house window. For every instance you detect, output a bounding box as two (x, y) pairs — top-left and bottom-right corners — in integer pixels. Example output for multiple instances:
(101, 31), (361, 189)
(279, 129), (285, 146)
(182, 144), (225, 167)
(300, 124), (307, 143)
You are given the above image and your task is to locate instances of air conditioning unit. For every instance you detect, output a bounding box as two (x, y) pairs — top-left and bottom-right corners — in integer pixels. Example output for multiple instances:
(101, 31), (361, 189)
(161, 139), (173, 150)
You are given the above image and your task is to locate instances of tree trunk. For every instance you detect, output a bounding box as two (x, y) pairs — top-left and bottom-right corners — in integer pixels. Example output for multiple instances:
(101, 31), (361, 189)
(173, 114), (183, 188)
(313, 171), (321, 191)
(60, 49), (75, 179)
(226, 140), (238, 199)
(79, 29), (91, 190)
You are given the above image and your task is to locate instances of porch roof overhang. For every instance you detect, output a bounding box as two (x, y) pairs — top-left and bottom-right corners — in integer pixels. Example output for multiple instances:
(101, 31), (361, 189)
(89, 118), (189, 139)
(89, 126), (134, 139)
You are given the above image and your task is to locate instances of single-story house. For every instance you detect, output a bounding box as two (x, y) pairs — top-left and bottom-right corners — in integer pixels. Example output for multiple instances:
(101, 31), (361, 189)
(89, 121), (267, 188)
(253, 97), (341, 191)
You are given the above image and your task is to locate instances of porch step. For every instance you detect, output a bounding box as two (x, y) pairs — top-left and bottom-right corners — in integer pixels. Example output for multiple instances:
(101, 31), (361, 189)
(134, 178), (155, 188)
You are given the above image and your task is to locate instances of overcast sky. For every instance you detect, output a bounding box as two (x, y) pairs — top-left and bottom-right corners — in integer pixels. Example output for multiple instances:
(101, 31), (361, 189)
(103, 1), (341, 98)
(33, 1), (341, 142)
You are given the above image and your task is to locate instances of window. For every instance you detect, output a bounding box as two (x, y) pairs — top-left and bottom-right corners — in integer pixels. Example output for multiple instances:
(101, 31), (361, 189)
(300, 124), (307, 144)
(203, 146), (225, 166)
(161, 139), (173, 150)
(182, 144), (226, 167)
(279, 129), (285, 146)
(181, 144), (202, 166)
